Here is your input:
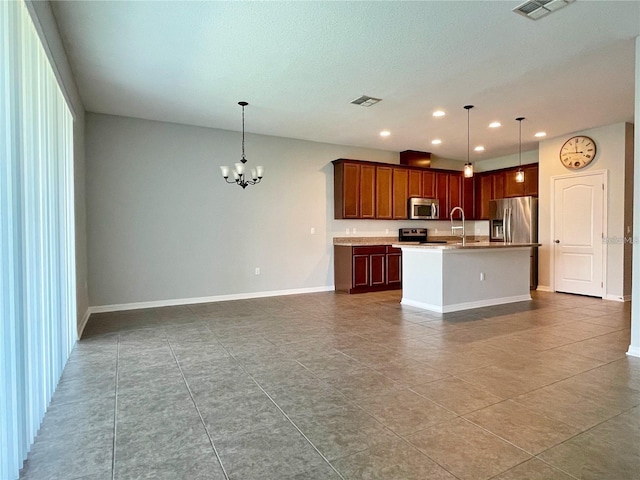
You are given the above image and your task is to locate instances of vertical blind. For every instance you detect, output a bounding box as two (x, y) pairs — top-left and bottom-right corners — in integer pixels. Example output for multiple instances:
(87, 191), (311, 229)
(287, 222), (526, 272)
(1, 1), (77, 479)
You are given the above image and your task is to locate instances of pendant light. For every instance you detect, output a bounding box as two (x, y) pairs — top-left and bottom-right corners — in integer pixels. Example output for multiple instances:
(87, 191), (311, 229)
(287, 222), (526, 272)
(220, 101), (264, 189)
(515, 117), (525, 183)
(463, 105), (474, 178)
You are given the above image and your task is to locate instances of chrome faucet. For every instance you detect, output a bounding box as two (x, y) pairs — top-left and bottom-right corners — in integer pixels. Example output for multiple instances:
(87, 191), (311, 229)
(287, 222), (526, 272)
(450, 207), (465, 244)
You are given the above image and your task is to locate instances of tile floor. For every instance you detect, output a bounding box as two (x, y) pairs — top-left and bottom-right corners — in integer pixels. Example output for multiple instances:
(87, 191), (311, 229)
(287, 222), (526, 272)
(19, 290), (640, 480)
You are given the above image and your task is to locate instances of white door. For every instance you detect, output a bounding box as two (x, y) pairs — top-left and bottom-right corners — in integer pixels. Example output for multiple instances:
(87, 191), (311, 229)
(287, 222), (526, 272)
(553, 172), (605, 297)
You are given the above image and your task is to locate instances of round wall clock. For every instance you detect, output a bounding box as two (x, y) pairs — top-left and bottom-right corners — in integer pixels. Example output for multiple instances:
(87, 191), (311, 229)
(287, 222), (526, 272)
(559, 135), (597, 169)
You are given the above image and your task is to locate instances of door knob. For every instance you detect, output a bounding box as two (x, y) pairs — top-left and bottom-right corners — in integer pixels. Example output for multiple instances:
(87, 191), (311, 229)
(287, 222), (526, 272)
(554, 240), (560, 243)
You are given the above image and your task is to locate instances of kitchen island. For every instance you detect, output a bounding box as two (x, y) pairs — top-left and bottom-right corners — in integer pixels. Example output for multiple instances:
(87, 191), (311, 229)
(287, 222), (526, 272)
(393, 242), (540, 313)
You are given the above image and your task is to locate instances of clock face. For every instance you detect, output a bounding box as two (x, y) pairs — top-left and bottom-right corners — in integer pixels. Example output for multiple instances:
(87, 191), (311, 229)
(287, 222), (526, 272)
(560, 136), (597, 169)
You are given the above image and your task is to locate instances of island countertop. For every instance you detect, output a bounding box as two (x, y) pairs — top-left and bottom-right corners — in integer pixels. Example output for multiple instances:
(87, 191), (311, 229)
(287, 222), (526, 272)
(392, 242), (541, 250)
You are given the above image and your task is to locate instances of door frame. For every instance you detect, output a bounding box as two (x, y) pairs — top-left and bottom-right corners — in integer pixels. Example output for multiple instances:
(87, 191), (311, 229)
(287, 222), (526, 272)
(550, 169), (608, 296)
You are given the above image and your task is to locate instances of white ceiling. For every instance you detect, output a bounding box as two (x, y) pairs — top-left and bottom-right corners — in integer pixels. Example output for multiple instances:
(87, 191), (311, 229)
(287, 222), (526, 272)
(50, 0), (640, 162)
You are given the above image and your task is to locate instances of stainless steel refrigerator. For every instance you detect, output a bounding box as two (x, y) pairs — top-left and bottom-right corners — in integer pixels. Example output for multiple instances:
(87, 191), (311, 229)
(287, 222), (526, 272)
(489, 196), (538, 289)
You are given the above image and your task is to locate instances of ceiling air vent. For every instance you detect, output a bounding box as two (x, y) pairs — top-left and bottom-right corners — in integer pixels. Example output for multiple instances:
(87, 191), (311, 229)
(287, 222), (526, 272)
(351, 95), (382, 107)
(513, 0), (574, 20)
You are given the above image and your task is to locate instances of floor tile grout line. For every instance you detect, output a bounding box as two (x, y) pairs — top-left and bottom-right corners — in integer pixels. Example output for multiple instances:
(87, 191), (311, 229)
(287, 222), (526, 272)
(111, 335), (120, 480)
(165, 339), (230, 480)
(204, 326), (348, 480)
(238, 331), (472, 478)
(72, 292), (633, 480)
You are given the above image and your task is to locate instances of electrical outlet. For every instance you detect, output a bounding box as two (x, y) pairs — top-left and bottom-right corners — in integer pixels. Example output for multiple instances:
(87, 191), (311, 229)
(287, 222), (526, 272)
(255, 267), (260, 275)
(352, 228), (357, 234)
(310, 227), (315, 235)
(346, 228), (350, 234)
(385, 229), (389, 234)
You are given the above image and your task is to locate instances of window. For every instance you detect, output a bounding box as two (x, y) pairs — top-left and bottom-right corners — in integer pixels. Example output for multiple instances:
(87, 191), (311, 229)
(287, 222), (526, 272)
(1, 2), (76, 478)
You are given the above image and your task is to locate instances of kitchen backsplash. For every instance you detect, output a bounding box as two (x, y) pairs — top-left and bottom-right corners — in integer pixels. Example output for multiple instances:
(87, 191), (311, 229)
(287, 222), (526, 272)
(331, 219), (490, 238)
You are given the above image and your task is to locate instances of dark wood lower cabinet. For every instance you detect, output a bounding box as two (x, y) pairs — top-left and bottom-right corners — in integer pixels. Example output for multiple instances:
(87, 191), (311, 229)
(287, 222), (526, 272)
(386, 246), (402, 285)
(335, 245), (402, 293)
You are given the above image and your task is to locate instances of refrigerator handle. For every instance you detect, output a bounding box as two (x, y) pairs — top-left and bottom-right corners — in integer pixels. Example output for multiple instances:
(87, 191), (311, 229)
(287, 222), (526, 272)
(508, 208), (513, 243)
(503, 208), (508, 242)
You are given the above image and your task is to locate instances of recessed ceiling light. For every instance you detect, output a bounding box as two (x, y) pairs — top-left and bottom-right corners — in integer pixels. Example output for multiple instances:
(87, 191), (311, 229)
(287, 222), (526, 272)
(534, 131), (547, 138)
(379, 130), (391, 137)
(432, 110), (446, 118)
(431, 139), (442, 145)
(489, 122), (502, 128)
(474, 146), (485, 152)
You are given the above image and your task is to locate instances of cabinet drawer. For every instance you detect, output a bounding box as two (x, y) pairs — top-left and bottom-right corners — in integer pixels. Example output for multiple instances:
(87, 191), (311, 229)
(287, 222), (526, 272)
(353, 246), (386, 255)
(386, 246), (402, 254)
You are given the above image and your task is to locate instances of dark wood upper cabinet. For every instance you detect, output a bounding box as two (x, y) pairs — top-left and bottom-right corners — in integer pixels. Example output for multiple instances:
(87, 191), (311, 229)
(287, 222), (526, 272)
(422, 171), (436, 198)
(524, 164), (539, 196)
(503, 170), (522, 198)
(333, 159), (538, 221)
(333, 161), (360, 218)
(360, 164), (376, 218)
(408, 169), (423, 198)
(492, 172), (504, 201)
(392, 168), (409, 219)
(502, 164), (540, 198)
(476, 174), (493, 220)
(435, 172), (450, 219)
(474, 164), (539, 219)
(375, 165), (393, 219)
(463, 176), (475, 219)
(449, 174), (463, 219)
(435, 171), (464, 219)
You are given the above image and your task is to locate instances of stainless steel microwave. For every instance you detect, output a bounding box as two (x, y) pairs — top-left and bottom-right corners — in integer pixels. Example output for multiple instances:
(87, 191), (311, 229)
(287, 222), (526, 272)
(408, 197), (439, 220)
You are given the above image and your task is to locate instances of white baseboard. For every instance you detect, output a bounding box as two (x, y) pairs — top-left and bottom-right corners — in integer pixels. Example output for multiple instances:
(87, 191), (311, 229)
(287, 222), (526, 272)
(604, 294), (628, 302)
(626, 345), (640, 358)
(88, 286), (336, 314)
(536, 285), (553, 292)
(77, 308), (91, 337)
(402, 294), (531, 314)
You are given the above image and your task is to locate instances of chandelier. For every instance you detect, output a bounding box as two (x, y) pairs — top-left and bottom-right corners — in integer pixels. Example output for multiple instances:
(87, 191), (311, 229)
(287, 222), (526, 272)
(220, 101), (263, 188)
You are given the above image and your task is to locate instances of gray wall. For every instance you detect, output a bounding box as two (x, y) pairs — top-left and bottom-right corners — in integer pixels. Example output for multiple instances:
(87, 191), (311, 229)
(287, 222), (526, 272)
(86, 114), (402, 306)
(27, 1), (88, 334)
(86, 113), (497, 308)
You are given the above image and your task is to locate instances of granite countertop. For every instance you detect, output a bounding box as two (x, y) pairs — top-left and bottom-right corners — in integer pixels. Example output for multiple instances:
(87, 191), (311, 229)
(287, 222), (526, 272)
(392, 241), (541, 250)
(333, 236), (490, 247)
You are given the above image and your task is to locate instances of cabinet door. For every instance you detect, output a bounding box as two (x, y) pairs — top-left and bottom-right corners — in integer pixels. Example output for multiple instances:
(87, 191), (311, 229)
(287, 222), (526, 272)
(370, 253), (386, 286)
(386, 247), (402, 285)
(353, 254), (369, 288)
(449, 174), (463, 219)
(476, 174), (493, 220)
(492, 172), (504, 200)
(463, 175), (474, 219)
(360, 164), (376, 218)
(341, 162), (360, 218)
(408, 169), (423, 198)
(376, 166), (393, 219)
(422, 171), (436, 198)
(503, 169), (524, 198)
(393, 168), (409, 219)
(524, 164), (539, 196)
(435, 172), (450, 219)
